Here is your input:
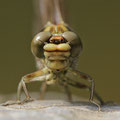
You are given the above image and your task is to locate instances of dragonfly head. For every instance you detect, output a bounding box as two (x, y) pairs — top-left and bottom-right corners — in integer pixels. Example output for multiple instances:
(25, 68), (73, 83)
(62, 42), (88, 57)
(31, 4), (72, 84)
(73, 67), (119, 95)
(31, 31), (82, 71)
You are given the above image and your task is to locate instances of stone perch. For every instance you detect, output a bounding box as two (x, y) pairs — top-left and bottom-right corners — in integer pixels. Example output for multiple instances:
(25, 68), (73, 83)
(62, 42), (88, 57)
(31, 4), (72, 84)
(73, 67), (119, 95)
(0, 99), (120, 120)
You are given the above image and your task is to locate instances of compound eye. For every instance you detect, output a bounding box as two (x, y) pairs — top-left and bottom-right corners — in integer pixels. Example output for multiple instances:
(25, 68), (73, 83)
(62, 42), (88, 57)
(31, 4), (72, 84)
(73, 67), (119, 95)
(62, 31), (83, 57)
(32, 32), (52, 44)
(31, 32), (52, 58)
(62, 31), (78, 43)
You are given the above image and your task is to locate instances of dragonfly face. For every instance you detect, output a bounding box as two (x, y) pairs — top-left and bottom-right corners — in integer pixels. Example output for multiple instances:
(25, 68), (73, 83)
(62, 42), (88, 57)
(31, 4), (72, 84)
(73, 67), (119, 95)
(31, 24), (82, 72)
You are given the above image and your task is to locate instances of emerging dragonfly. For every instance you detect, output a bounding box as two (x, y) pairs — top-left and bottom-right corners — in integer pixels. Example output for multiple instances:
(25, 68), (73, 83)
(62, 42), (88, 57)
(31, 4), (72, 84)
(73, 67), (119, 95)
(3, 0), (104, 109)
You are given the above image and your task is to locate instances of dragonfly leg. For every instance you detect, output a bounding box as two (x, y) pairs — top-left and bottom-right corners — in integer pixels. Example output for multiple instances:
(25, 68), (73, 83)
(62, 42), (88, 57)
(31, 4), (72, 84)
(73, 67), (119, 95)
(1, 69), (49, 106)
(64, 77), (102, 110)
(17, 77), (32, 102)
(67, 69), (104, 110)
(17, 69), (48, 102)
(64, 85), (72, 102)
(39, 81), (47, 100)
(59, 80), (72, 102)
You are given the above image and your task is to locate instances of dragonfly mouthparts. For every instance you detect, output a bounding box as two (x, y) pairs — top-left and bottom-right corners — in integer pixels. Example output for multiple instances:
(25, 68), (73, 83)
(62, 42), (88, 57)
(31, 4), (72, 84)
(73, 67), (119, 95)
(47, 56), (67, 60)
(43, 43), (71, 52)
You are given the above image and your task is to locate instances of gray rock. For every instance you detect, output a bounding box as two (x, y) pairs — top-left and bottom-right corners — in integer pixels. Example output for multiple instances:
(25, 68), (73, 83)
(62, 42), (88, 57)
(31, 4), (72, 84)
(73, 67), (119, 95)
(0, 100), (120, 120)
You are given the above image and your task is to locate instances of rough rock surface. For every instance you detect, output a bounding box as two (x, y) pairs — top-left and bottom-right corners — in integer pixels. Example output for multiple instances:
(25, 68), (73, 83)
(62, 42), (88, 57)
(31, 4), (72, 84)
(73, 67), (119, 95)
(0, 100), (120, 120)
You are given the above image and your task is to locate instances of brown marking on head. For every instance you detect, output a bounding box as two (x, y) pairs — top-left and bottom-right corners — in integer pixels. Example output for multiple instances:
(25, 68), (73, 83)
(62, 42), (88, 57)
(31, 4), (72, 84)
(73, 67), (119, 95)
(50, 36), (64, 41)
(49, 36), (67, 44)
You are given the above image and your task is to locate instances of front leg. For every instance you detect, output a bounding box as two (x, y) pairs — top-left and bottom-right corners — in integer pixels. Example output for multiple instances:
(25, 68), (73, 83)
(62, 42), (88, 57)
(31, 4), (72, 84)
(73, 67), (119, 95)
(1, 68), (49, 106)
(68, 69), (104, 110)
(59, 79), (72, 102)
(17, 68), (50, 102)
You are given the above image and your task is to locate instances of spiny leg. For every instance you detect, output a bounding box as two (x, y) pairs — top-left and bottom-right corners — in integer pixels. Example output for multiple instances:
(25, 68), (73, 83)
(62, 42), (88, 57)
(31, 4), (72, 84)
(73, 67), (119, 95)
(64, 77), (104, 104)
(17, 69), (49, 102)
(1, 69), (49, 106)
(68, 69), (104, 110)
(59, 80), (72, 102)
(17, 77), (32, 103)
(64, 85), (72, 102)
(64, 77), (100, 110)
(39, 81), (47, 100)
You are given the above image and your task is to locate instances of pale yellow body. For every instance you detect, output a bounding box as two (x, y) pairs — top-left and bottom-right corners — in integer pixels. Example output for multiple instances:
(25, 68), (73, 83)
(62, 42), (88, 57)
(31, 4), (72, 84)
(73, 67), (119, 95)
(44, 43), (71, 71)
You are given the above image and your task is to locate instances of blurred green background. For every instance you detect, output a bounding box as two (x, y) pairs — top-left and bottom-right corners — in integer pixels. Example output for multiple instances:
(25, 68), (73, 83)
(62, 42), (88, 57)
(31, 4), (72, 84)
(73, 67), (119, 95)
(0, 0), (120, 103)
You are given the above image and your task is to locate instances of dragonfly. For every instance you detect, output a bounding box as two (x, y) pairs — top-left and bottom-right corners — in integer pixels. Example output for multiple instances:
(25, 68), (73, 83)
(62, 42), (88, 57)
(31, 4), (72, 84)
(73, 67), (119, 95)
(2, 0), (104, 110)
